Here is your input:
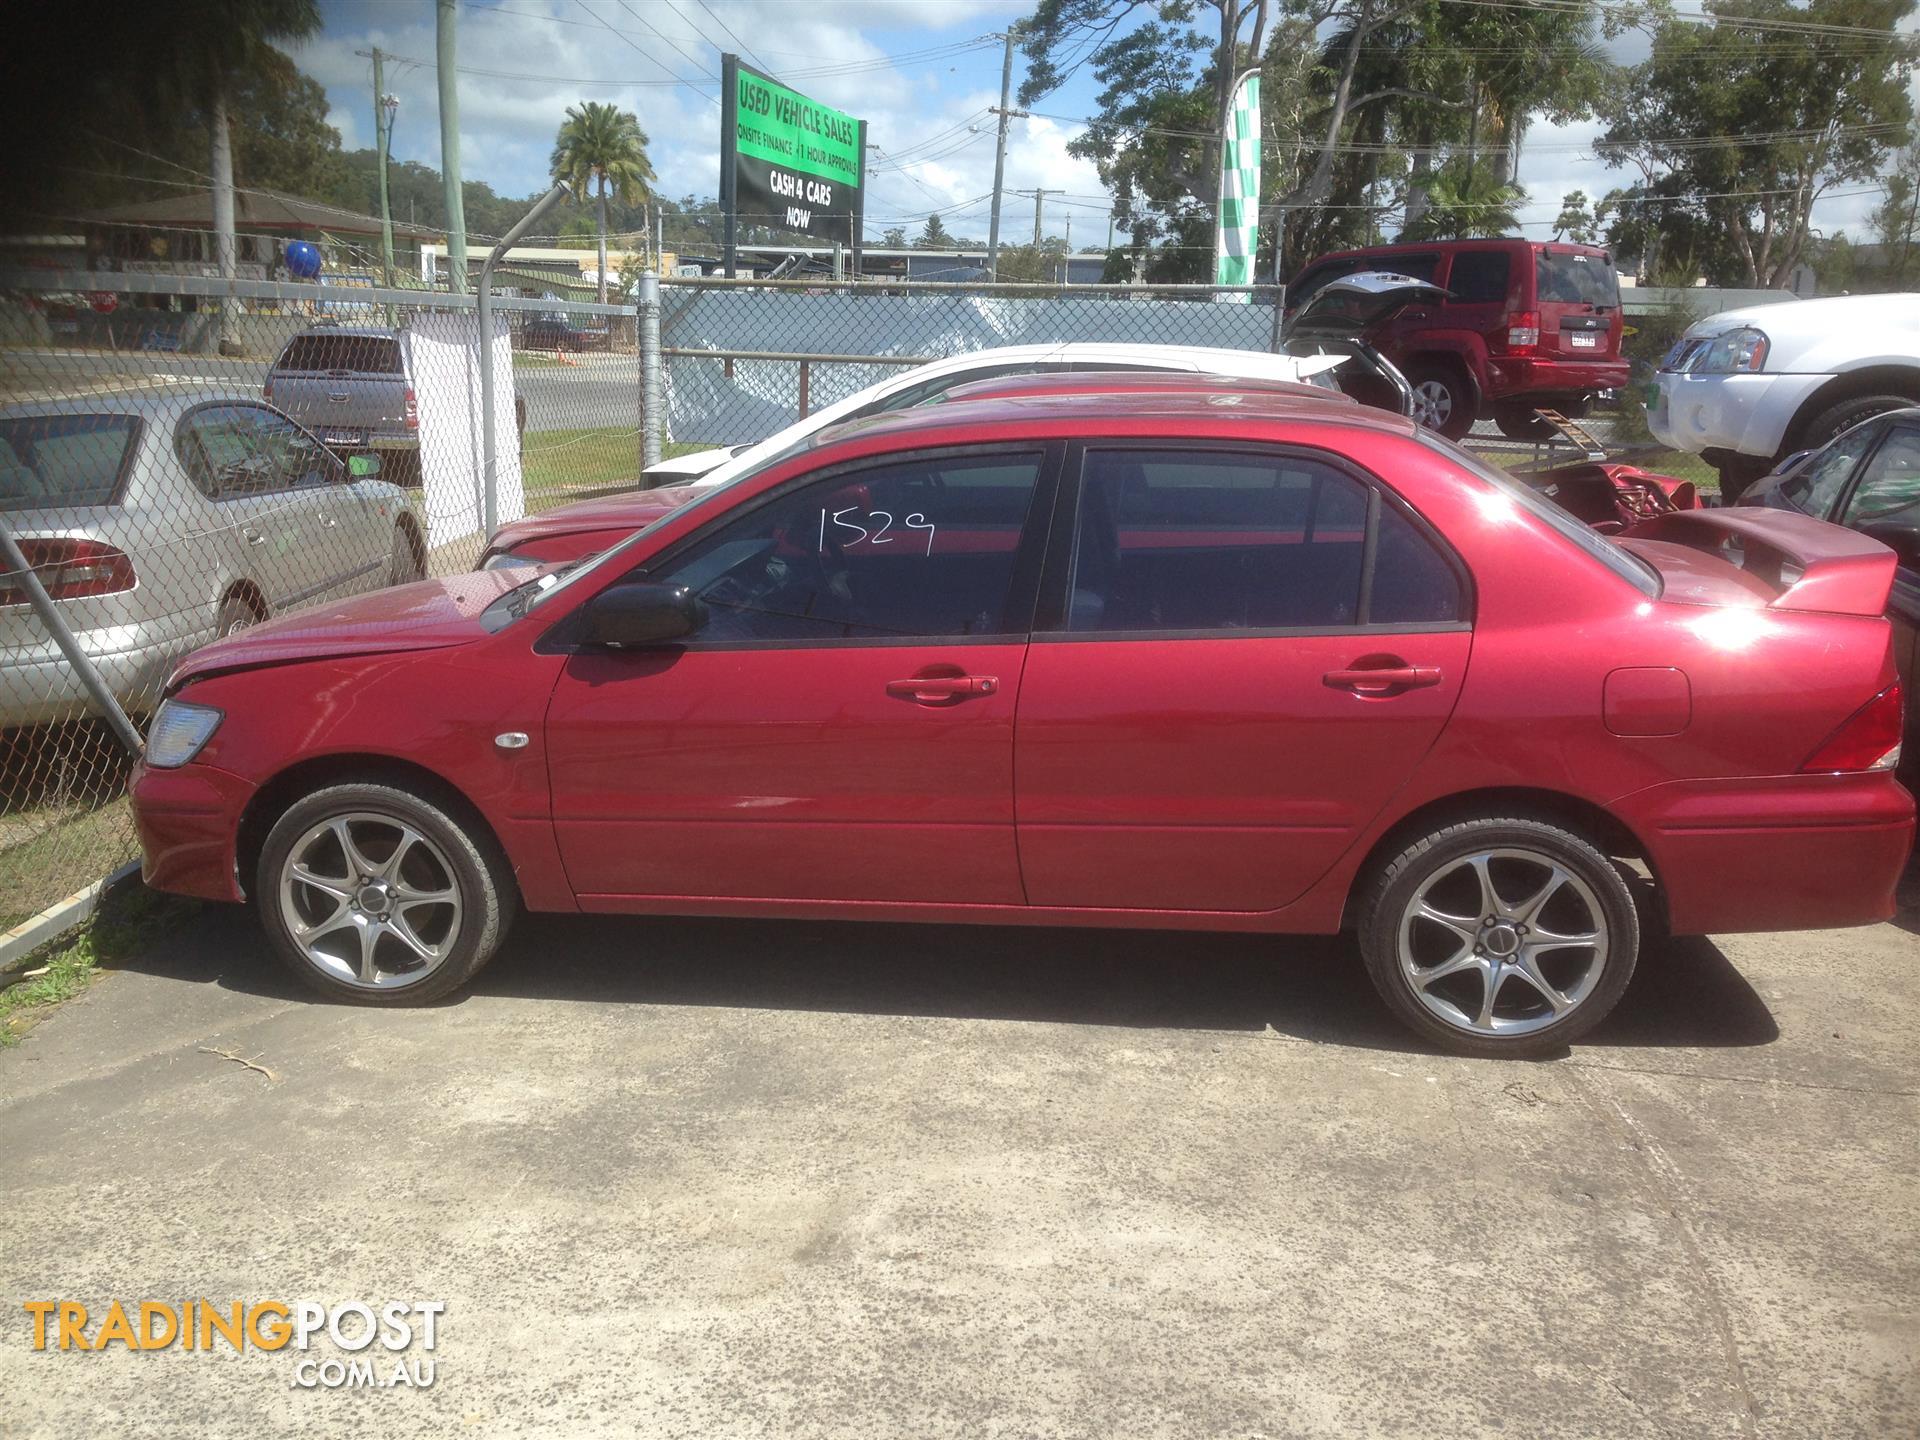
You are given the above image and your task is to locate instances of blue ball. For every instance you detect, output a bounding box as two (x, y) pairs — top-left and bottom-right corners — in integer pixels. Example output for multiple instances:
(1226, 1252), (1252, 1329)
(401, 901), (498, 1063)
(285, 241), (322, 278)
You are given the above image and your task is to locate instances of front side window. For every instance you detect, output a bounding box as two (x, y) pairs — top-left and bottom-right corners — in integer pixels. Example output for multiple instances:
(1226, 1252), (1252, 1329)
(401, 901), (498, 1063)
(645, 451), (1045, 642)
(178, 405), (339, 498)
(1782, 422), (1879, 517)
(1839, 427), (1920, 528)
(1063, 449), (1462, 633)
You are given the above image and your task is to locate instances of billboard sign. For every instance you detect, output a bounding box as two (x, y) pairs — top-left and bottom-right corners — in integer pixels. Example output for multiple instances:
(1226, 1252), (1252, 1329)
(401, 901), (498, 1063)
(721, 55), (865, 271)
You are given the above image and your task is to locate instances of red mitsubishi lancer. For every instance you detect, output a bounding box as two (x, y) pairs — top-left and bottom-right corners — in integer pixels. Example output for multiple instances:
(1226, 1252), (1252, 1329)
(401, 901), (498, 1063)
(130, 390), (1912, 1057)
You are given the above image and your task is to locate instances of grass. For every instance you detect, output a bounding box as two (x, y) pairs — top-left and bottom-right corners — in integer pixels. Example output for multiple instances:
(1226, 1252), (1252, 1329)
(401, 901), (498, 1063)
(512, 352), (568, 370)
(0, 800), (137, 934)
(0, 883), (195, 1046)
(520, 427), (708, 512)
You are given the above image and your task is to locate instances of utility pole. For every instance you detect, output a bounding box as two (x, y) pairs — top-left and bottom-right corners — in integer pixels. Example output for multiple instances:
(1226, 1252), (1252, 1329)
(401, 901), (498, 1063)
(371, 49), (397, 289)
(985, 28), (1022, 280)
(1062, 214), (1070, 285)
(1028, 188), (1063, 247)
(436, 0), (468, 292)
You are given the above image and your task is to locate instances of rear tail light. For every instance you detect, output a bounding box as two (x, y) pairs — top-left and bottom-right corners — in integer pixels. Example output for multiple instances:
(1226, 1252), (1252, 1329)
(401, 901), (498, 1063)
(1495, 310), (1540, 354)
(262, 377), (273, 403)
(0, 538), (137, 605)
(404, 386), (419, 430)
(1801, 683), (1904, 773)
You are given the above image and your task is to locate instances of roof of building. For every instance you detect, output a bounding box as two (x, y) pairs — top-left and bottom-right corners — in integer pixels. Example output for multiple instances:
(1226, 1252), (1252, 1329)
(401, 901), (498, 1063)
(86, 188), (439, 241)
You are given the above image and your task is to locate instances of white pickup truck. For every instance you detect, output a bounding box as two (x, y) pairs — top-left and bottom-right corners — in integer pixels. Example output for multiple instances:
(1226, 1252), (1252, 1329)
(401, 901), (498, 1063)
(1648, 292), (1920, 498)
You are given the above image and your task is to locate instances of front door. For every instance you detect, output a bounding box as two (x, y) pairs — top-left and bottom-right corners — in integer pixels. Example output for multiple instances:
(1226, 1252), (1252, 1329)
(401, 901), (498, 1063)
(1015, 444), (1472, 912)
(543, 447), (1054, 906)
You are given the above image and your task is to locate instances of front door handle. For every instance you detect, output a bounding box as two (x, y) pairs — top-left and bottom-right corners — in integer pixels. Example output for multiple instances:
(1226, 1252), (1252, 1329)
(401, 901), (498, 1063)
(243, 529), (267, 546)
(886, 674), (999, 704)
(1324, 665), (1442, 694)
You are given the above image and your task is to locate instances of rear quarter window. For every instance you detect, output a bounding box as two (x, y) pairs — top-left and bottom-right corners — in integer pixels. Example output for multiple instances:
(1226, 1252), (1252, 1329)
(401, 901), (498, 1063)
(0, 414), (140, 510)
(1445, 251), (1512, 304)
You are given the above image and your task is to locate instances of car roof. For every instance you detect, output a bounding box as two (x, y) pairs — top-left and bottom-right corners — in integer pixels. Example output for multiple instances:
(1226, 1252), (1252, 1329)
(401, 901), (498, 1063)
(813, 387), (1417, 450)
(938, 369), (1358, 408)
(289, 325), (402, 339)
(0, 390), (263, 422)
(1305, 238), (1609, 263)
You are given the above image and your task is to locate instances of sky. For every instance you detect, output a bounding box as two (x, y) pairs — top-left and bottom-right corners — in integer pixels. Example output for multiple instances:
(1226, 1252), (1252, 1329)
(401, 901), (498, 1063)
(295, 0), (1898, 251)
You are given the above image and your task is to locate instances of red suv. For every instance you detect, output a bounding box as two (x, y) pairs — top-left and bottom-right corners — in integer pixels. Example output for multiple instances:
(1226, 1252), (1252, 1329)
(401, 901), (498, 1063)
(1286, 239), (1628, 440)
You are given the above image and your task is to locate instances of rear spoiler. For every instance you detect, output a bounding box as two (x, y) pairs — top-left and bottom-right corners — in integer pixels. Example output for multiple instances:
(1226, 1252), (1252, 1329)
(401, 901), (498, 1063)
(1624, 507), (1897, 617)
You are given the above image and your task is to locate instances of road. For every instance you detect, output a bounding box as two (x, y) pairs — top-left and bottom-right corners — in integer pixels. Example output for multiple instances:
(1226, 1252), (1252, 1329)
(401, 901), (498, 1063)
(2, 883), (1915, 1437)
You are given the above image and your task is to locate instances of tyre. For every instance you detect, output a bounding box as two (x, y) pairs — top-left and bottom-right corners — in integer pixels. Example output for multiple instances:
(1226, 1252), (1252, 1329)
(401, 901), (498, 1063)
(1406, 363), (1476, 439)
(1493, 407), (1555, 441)
(1798, 392), (1917, 453)
(388, 523), (425, 584)
(215, 594), (263, 638)
(256, 782), (517, 1005)
(1356, 815), (1640, 1058)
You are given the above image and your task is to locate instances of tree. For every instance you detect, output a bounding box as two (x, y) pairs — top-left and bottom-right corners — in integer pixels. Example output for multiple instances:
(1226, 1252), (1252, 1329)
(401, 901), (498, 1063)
(1396, 158), (1522, 240)
(917, 213), (955, 248)
(550, 102), (655, 303)
(1872, 142), (1920, 284)
(1598, 0), (1917, 288)
(996, 238), (1071, 282)
(881, 226), (908, 248)
(103, 0), (323, 350)
(1553, 190), (1600, 244)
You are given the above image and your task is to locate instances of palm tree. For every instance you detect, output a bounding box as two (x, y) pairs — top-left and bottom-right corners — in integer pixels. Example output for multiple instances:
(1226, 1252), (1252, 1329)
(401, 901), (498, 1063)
(1399, 160), (1524, 241)
(550, 103), (656, 303)
(126, 0), (321, 352)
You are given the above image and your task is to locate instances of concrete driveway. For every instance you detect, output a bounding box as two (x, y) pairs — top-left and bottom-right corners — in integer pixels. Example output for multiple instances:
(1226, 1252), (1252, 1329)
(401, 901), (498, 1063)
(2, 885), (1916, 1438)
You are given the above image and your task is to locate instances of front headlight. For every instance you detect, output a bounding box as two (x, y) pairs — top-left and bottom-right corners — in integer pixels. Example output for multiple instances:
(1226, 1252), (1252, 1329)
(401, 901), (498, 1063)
(146, 700), (223, 769)
(1691, 326), (1770, 373)
(482, 550), (542, 572)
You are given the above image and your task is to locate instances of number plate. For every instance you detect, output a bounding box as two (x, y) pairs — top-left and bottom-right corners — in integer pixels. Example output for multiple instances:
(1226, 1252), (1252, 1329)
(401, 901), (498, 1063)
(1568, 332), (1599, 349)
(320, 428), (369, 447)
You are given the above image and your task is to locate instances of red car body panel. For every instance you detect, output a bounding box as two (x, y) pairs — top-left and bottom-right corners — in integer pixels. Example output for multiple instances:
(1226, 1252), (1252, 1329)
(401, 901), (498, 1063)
(479, 487), (700, 568)
(133, 394), (1913, 942)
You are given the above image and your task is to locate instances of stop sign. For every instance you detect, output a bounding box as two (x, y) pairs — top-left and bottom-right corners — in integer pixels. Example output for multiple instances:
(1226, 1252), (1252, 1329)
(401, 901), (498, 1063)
(89, 291), (119, 315)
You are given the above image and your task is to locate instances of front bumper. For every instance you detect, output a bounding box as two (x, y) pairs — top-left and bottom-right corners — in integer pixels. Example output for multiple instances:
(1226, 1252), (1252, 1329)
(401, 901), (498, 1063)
(130, 759), (256, 902)
(1648, 370), (1832, 459)
(1615, 771), (1914, 934)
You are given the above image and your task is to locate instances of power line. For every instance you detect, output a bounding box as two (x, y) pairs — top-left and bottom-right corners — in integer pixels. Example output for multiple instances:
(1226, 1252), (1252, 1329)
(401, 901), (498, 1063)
(688, 0), (776, 77)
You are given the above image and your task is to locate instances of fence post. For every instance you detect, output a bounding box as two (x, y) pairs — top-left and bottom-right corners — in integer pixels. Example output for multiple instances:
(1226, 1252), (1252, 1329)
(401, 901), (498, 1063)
(478, 182), (570, 537)
(0, 521), (143, 759)
(639, 272), (663, 473)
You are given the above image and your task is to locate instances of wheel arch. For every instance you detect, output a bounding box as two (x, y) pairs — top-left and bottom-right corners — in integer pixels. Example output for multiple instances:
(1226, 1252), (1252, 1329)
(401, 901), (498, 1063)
(1782, 364), (1920, 451)
(219, 578), (268, 623)
(395, 512), (426, 571)
(1337, 785), (1659, 931)
(1402, 348), (1485, 413)
(236, 752), (516, 905)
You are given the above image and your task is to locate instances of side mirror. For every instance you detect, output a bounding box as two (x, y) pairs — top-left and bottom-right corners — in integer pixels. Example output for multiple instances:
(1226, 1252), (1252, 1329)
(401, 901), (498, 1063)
(581, 581), (708, 647)
(1860, 520), (1920, 569)
(347, 453), (382, 479)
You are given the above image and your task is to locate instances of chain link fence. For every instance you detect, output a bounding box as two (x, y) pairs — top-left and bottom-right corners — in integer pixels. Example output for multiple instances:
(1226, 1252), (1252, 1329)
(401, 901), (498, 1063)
(0, 267), (1312, 936)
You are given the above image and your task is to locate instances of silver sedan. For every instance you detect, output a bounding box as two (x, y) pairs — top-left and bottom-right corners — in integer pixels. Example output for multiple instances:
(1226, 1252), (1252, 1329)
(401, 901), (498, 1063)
(0, 392), (429, 727)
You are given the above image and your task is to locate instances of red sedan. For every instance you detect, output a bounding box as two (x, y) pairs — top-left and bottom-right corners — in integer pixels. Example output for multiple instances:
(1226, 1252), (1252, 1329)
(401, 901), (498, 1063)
(131, 391), (1912, 1057)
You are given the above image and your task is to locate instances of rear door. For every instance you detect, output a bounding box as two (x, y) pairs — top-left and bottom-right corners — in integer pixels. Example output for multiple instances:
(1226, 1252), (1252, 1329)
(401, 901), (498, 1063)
(1013, 443), (1473, 912)
(1533, 247), (1621, 360)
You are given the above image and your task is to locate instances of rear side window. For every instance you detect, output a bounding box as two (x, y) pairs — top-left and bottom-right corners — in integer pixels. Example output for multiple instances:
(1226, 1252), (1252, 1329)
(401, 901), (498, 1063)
(1839, 427), (1920, 526)
(1372, 253), (1441, 283)
(1446, 251), (1511, 304)
(1063, 449), (1461, 632)
(273, 334), (403, 374)
(1287, 258), (1362, 307)
(0, 415), (139, 510)
(1535, 250), (1619, 306)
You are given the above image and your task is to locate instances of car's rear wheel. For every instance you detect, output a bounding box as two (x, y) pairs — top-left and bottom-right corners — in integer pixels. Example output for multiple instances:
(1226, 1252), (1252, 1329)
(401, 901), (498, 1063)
(1356, 816), (1639, 1058)
(1406, 363), (1476, 439)
(257, 782), (515, 1005)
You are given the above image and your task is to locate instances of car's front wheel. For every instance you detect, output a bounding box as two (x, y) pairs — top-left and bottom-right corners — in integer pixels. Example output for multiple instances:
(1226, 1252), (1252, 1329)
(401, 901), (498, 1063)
(1357, 816), (1639, 1057)
(257, 782), (516, 1004)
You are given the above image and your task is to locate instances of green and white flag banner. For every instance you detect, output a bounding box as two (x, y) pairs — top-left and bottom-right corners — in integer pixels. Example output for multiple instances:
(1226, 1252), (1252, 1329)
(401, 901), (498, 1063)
(1214, 70), (1261, 301)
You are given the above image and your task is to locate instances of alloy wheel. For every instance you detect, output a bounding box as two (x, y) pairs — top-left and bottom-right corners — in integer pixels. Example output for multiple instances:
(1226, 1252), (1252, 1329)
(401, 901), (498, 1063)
(1396, 846), (1609, 1037)
(1412, 379), (1454, 430)
(278, 811), (464, 991)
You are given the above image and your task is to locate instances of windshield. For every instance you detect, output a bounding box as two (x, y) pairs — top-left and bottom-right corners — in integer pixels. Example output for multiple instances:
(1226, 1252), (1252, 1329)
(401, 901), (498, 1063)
(521, 430), (821, 612)
(1417, 432), (1660, 597)
(0, 415), (140, 510)
(1535, 250), (1619, 308)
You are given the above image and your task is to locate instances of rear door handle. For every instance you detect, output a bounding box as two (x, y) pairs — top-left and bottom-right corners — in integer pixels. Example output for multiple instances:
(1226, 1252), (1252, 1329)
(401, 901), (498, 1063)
(886, 674), (998, 703)
(1324, 665), (1442, 694)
